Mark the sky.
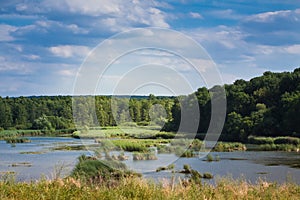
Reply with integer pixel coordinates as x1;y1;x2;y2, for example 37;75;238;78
1;0;300;97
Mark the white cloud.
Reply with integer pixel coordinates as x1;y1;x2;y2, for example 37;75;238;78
0;58;33;74
245;10;292;22
189;12;203;19
34;20;89;34
0;24;17;41
209;9;243;20
64;0;121;16
58;69;76;77
24;54;40;60
16;4;28;11
49;45;91;58
42;0;169;30
284;44;300;54
188;26;247;50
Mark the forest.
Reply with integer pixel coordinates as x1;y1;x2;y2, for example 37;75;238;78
0;68;299;142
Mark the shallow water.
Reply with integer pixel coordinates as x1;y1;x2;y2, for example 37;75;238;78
0;137;299;184
0;137;93;181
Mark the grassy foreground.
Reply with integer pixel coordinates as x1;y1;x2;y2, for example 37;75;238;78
0;177;299;200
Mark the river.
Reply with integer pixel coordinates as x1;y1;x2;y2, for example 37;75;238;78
0;137;299;184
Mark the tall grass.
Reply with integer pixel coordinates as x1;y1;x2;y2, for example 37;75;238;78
0;177;299;200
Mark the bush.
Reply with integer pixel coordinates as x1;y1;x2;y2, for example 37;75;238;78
178;150;194;158
190;169;203;184
206;154;213;162
154;132;175;139
203;172;213;179
213;142;246;152
157;145;175;154
183;164;191;173
247;136;274;145
258;144;277;151
274;137;300;145
156;164;175;172
113;140;147;152
132;152;157;160
72;131;81;138
71;155;138;183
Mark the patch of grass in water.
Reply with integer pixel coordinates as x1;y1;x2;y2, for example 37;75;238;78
257;172;268;175
19;151;45;154
291;164;300;168
0;171;15;175
265;163;280;166
132;152;157;160
4;137;31;144
156;164;175;172
53;145;86;151
71;155;141;184
228;157;248;161
11;162;32;167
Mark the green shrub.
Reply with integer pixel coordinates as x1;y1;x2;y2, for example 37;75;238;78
183;164;191;173
157;145;175;153
274;137;300;145
167;164;175;170
132;152;157;160
156;164;175;172
258;144;277;151
113;140;147;152
71;155;138;182
179;150;194;158
213;142;246;152
190;169;203;184
170;139;191;146
154;132;175;139
203;172;213;179
206;154;213;162
72;131;81;138
248;136;275;145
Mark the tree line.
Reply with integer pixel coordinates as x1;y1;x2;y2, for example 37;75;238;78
0;68;299;141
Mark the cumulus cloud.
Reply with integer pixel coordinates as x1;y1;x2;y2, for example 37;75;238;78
14;0;169;31
49;45;91;58
245;10;293;22
241;9;300;45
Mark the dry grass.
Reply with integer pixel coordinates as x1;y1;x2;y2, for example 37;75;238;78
0;177;299;200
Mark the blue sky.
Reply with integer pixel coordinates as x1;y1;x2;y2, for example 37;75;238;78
1;0;300;96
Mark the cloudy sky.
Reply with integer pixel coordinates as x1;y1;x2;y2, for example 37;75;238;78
1;0;300;96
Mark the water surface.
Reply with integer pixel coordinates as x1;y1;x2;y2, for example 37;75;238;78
0;137;299;184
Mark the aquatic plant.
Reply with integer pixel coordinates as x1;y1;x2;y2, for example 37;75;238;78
4;137;31;144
